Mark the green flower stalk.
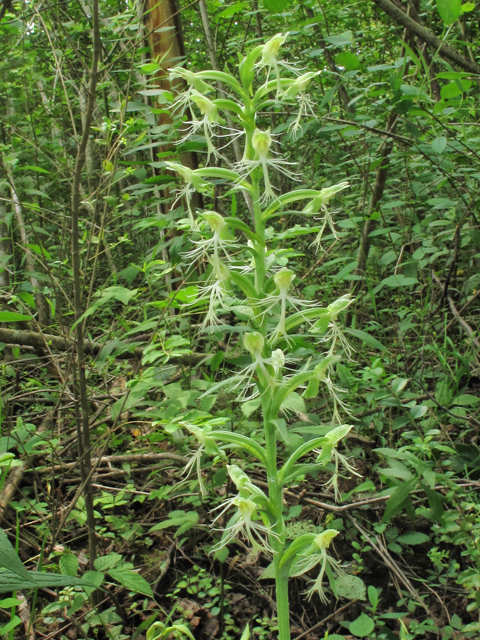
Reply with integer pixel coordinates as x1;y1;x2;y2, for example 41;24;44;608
162;35;357;640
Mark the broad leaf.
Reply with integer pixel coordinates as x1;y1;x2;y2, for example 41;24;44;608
0;312;31;322
108;569;153;597
436;0;461;24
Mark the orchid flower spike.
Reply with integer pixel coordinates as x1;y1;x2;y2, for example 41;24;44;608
211;496;278;555
235;128;298;202
290;529;346;603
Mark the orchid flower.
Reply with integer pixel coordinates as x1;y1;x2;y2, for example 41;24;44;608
257;268;315;345
290;529;346;603
314;425;361;502
300;182;349;251
182;211;237;265
184;90;224;162
310;294;355;360
168;67;214;112
256;33;299;97
165;162;213;227
235;128;298;202
195;258;232;331
283;71;321;138
179;421;222;496
303;354;354;424
211;496;277;554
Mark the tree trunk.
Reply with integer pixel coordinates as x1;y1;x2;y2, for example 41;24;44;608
0;181;10;288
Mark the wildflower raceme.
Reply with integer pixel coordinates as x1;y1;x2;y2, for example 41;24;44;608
159;33;363;640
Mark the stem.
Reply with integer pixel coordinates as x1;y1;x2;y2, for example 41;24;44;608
71;0;100;577
263;400;291;640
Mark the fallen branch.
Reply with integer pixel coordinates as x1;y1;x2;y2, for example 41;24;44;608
0;327;208;364
35;451;189;474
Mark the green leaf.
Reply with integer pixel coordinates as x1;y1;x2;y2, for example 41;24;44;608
140;62;161;74
453;394;480;406
0;598;23;607
349;613;375;637
460;1;475;12
436;0;461;23
335;51;360;71
270;418;290;443
325;31;353;46
410;405;428;419
397;532;430;545
108;569;153;597
59;553;79;577
94;553;123;572
0;569;94;593
345;328;388;352
263;0;291;12
210;350;224;373
431;136;447;154
0;311;31;322
280;391;306;415
0;615;22;635
149;511;199;536
241;398;261;418
0;528;31;580
381;275;418;288
368;585;379;609
383;478;417;522
335;574;366;600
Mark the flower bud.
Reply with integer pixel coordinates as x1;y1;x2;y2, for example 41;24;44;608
328;294;352;321
325;424;353;447
302;182;349;214
284;71;319;98
227;465;251;491
165;162;193;184
252;128;272;159
314;529;339;550
261;33;288;65
244;331;265;356
274;267;295;292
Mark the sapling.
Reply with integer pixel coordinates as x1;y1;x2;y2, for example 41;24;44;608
163;34;360;640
